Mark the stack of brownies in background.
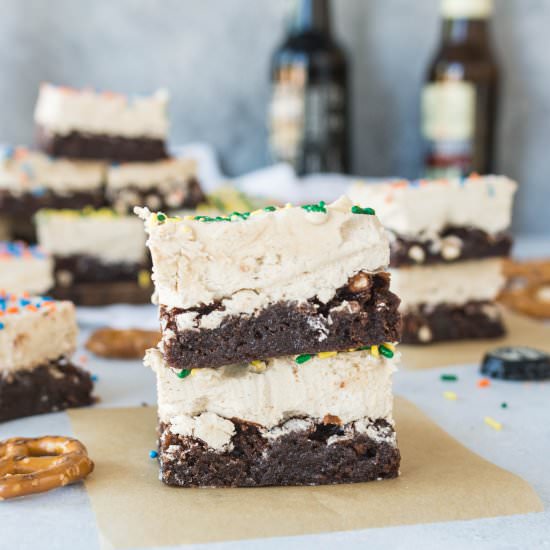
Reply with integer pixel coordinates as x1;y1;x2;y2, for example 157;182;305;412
0;83;205;303
349;175;517;344
139;196;403;487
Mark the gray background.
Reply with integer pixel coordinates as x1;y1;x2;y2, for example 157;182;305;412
0;0;548;233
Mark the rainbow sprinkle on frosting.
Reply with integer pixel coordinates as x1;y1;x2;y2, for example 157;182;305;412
0;294;57;328
0;241;48;261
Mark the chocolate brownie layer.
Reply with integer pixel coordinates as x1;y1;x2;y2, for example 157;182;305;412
390;226;512;267
36;126;168;162
0;359;94;423
0;189;105;216
401;301;506;345
159;418;400;487
108;177;205;215
53;255;147;285
52;280;152;306
161;272;402;369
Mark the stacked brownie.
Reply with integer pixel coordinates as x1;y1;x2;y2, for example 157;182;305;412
138;196;402;487
28;83;205;303
0;294;94;422
349;175;517;344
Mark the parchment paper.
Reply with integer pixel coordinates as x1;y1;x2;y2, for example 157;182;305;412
68;397;542;549
401;310;550;369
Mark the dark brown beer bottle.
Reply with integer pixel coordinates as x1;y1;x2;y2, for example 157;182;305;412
268;0;349;175
421;0;499;178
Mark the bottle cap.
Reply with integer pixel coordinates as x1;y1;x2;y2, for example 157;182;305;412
480;346;550;381
441;0;493;19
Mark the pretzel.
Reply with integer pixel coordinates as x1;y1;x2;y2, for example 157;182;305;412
0;436;94;500
86;328;160;359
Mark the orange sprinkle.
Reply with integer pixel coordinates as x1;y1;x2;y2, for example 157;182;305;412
6;307;19;314
469;172;481;179
22;292;30;299
477;378;491;388
25;305;38;312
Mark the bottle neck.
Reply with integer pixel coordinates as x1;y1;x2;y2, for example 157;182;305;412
441;18;491;50
291;0;331;35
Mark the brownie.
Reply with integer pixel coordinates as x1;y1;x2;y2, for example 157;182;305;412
401;300;506;345
0;358;94;423
159;418;400;487
36;126;168;162
108;177;206;215
390;226;512;267
160;272;402;369
0;189;105;216
52;280;152;306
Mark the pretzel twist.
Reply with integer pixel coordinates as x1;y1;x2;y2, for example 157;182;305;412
0;436;94;500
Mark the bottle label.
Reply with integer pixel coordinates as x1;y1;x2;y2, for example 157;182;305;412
269;80;346;174
441;0;493;19
421;81;476;178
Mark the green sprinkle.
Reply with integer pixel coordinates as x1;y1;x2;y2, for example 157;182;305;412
351;205;376;215
263;206;277;212
440;374;458;382
379;345;394;359
295;354;313;364
301;201;327;214
177;369;191;379
156;212;167;222
501;402;508;409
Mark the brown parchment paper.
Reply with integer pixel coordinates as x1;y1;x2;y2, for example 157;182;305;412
401;310;550;370
68;397;542;549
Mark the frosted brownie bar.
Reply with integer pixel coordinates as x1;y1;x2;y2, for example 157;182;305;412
349;175;517;344
34;83;169;162
146;346;400;487
137;196;401;369
0;294;94;422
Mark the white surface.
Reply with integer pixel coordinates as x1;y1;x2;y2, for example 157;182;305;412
1;240;550;549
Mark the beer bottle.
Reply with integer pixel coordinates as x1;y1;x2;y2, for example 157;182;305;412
421;0;499;178
269;0;349;175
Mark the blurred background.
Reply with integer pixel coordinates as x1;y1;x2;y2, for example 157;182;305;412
0;0;548;232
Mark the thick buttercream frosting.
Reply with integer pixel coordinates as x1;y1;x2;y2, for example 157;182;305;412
0;295;77;372
348;175;517;239
36;209;147;264
0;146;105;195
137;196;390;310
34;83;169;139
391;258;505;308
147;347;397;450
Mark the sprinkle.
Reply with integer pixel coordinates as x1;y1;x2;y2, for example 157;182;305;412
318;351;338;359
370;345;380;358
177;369;191;379
138;270;151;289
263;206;277;212
190;369;199;377
443;391;457;401
484;416;502;431
91;375;99;382
501;402;508;409
295;354;312;364
149;450;158;459
250;360;267;372
284;203;293;209
477;378;491;388
379;344;394;358
383;342;396;352
156;212;167;223
351;205;376;215
301;201;327;214
440;374;458;382
0;322;3;330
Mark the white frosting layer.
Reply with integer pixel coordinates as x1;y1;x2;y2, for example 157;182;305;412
391;258;505;309
138;196;390;310
147;347;397;451
36;210;147;264
348;175;517;239
0;243;53;295
34;83;169;139
0;147;105;195
0;298;77;372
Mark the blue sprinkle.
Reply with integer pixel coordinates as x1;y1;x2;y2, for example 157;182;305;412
149;450;158;459
0;323;4;330
19;299;30;307
91;374;99;382
31;187;46;197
